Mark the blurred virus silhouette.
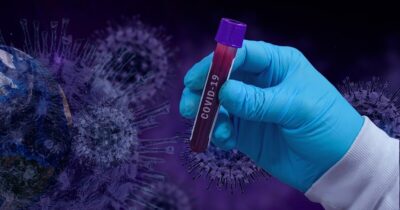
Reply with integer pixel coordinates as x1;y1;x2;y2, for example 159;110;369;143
5;18;176;114
140;181;193;210
94;17;174;109
0;46;71;209
340;77;400;138
34;152;175;210
8;18;176;131
0;18;177;209
17;19;97;113
71;104;175;168
181;124;269;193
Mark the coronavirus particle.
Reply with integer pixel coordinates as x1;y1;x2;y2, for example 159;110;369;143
72;106;138;167
181;124;269;193
17;19;98;113
5;18;177;120
34;103;177;209
94;17;174;109
71;103;175;167
16;18;169;114
339;77;400;138
43;104;176;209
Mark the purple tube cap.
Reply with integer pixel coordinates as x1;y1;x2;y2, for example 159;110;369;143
215;18;247;48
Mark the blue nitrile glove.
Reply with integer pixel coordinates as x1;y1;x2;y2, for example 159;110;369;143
179;40;365;192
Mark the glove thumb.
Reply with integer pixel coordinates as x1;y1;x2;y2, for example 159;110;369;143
219;80;281;123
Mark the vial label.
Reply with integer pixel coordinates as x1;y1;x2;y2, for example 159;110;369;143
190;43;237;152
200;74;219;120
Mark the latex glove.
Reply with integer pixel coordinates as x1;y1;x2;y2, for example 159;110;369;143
179;40;364;192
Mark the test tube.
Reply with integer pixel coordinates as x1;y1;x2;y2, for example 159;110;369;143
190;18;247;153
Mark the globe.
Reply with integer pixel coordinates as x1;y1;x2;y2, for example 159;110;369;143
0;45;71;209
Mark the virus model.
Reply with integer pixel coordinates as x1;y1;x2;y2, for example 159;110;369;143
181;123;269;193
17;19;98;112
94;17;174;109
339;77;400;138
16;19;168;113
71;106;138;167
9;18;177;116
71;103;174;167
34;103;177;209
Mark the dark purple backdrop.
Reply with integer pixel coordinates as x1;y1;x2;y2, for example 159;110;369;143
1;1;399;210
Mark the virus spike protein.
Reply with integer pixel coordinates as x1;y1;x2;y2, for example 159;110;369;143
339;77;400;138
181;121;270;193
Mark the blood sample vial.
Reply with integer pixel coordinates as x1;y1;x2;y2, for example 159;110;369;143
190;18;247;152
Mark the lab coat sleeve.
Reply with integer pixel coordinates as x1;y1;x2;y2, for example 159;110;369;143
305;117;400;210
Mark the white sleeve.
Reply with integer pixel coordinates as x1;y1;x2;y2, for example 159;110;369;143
305;117;399;210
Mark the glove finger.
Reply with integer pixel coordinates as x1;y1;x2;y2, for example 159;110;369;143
211;107;236;151
179;87;235;149
179;88;236;150
179;87;201;119
184;40;280;91
184;53;213;90
220;79;282;123
232;40;273;73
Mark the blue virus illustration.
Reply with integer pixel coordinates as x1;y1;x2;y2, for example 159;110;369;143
181;125;270;193
0;46;71;209
94;17;174;109
136;181;193;210
339;77;400;138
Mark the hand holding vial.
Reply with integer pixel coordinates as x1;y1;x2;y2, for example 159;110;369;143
180;39;365;192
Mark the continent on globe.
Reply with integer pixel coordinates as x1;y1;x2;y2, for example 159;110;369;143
0;45;71;209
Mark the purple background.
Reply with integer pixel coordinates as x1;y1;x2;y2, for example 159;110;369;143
1;1;399;209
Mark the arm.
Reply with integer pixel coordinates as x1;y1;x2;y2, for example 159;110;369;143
306;117;399;210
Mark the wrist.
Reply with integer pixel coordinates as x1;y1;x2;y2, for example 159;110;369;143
306;117;399;209
301;100;365;192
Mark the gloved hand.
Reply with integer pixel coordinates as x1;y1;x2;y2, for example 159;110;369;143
179;40;365;192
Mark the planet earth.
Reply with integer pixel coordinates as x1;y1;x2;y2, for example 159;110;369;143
0;45;71;209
